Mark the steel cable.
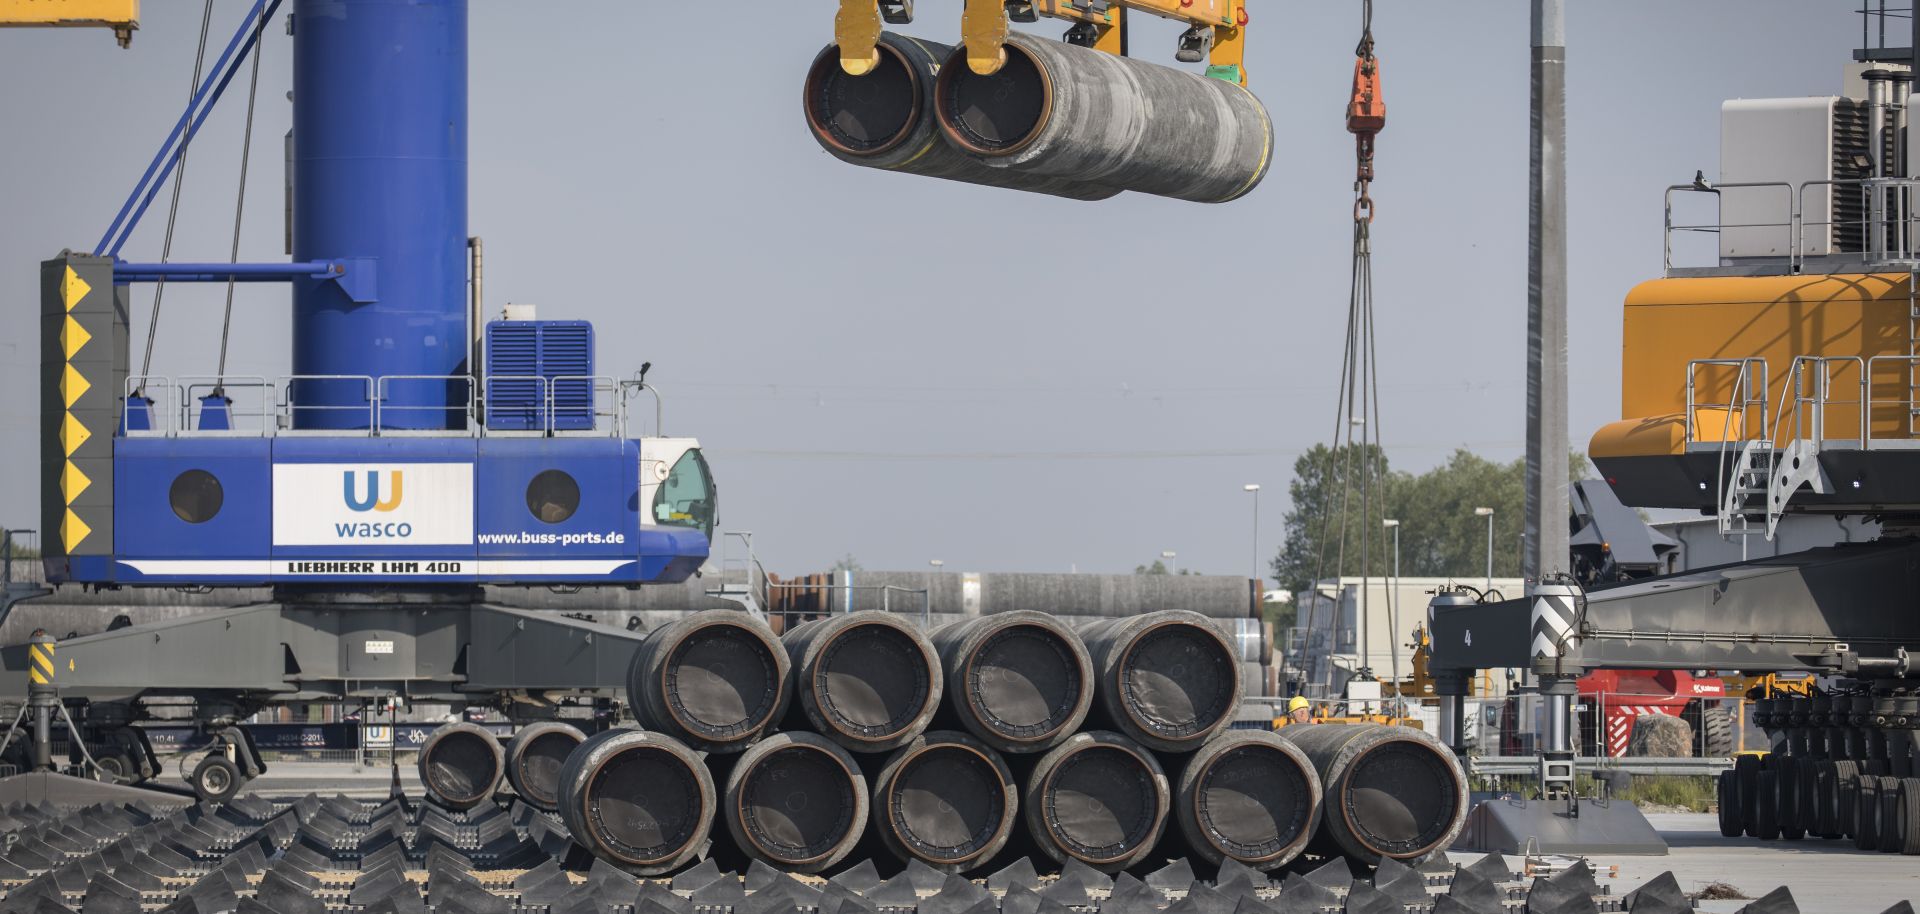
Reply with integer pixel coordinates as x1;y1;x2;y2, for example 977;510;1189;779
216;5;268;387
138;0;216;385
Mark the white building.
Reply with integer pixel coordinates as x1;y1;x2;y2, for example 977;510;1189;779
1289;576;1524;698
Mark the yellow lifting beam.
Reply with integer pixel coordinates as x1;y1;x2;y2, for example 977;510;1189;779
0;0;139;46
834;0;1249;85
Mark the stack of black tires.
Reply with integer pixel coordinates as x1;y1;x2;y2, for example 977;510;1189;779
1714;693;1920;854
414;609;1470;877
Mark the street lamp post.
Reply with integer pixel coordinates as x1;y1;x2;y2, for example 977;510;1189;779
1161;550;1177;575
1473;507;1495;592
1243;484;1261;585
1382;519;1401;701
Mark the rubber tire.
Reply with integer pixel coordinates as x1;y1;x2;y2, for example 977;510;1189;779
1702;706;1735;757
1813;761;1842;838
1855;775;1883;850
88;747;133;785
1879;777;1906;853
1897;777;1920;855
1834;760;1862;837
1716;770;1743;838
191;755;243;804
1777;757;1806;840
1751;770;1781;840
1734;754;1763;834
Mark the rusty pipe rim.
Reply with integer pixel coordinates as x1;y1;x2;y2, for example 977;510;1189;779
510;727;583;809
733;741;862;867
883;740;1013;866
420;725;502;806
1187;741;1316;864
656;618;785;744
804;39;925;158
808;618;936;744
933;39;1055;158
579;739;711;867
961;620;1089;746
1037;741;1167;866
1113;618;1238;744
1335;736;1463;861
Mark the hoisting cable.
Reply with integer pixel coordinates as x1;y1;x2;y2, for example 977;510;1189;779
1302;0;1389;706
216;5;269;391
138;0;217;390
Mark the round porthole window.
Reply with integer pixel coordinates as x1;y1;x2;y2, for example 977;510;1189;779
169;470;223;524
526;470;580;524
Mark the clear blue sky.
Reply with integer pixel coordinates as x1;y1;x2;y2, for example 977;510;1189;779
0;1;1862;576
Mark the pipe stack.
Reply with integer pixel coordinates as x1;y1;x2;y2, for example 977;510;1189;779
804;33;1271;204
429;609;1464;878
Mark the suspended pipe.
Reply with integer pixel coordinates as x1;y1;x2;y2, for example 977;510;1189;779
416;721;504;811
721;732;868;873
627;610;791;753
503;721;585;814
1081;610;1242;753
1172;729;1321;871
1275;723;1468;866
783;611;942;753
931;611;1093;754
1023;730;1169;873
934;32;1272;204
556;728;715;876
803;33;1119;201
869;730;1019;874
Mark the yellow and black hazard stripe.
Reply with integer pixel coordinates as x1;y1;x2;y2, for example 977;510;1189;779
41;254;123;561
27;641;54;686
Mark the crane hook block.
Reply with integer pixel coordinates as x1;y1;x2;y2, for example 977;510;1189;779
1346;56;1384;136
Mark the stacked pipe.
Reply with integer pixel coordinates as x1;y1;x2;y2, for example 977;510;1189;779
1715;688;1920;853
804;32;1271;203
417;608;1468;877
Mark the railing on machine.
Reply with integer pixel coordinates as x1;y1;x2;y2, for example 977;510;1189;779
122;373;651;439
1664;178;1920;275
1684;351;1920;535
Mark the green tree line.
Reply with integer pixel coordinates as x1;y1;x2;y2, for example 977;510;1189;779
1269;444;1589;596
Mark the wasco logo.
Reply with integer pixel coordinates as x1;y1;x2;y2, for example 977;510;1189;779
272;463;473;546
344;470;404;513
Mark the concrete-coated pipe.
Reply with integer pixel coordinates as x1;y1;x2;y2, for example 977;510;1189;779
1173;730;1321;871
803;33;1119;201
556;727;715;876
417;722;504;810
503;721;586;813
784;611;943;753
628;609;790;753
1081;610;1243;753
932;611;1093;754
722;732;868;873
935;33;1272;204
870;730;1019;874
1024;730;1169;873
1275;723;1468;866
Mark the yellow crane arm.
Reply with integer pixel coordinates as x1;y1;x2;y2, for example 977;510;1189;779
0;0;139;46
834;0;1249;86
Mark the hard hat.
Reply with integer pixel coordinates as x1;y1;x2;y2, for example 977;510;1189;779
1288;695;1310;713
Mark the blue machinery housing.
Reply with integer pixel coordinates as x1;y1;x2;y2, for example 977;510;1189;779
43;0;710;587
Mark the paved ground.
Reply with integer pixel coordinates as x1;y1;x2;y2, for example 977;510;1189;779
237;770;1918;912
1449;813;1920;914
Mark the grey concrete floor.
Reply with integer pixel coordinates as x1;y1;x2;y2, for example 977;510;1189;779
1450;813;1919;914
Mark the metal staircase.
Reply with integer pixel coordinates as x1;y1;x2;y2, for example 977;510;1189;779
1717;439;1773;537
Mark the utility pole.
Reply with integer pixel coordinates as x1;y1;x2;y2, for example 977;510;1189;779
1526;0;1569;586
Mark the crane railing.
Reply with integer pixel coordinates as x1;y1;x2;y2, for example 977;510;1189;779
1663;177;1920;274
